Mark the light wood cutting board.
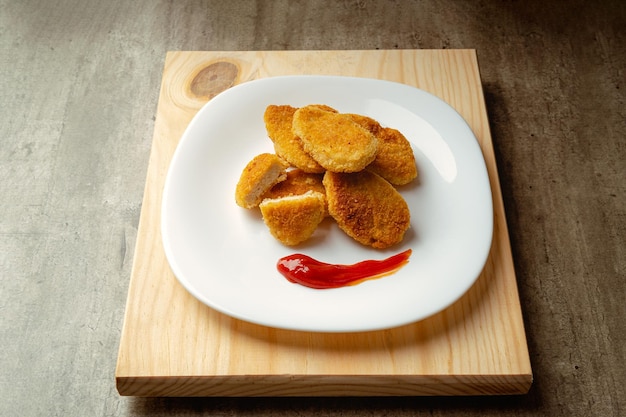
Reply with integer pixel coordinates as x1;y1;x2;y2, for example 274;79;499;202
115;50;532;396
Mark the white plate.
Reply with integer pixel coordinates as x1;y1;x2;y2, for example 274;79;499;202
162;75;493;333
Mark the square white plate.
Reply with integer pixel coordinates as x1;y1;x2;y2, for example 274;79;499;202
162;75;493;332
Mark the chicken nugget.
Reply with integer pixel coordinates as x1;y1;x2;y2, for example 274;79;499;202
349;114;418;185
264;169;328;215
366;127;417;185
235;153;289;209
323;170;410;249
263;105;325;173
259;191;326;246
348;113;383;136
293;106;378;173
309;104;338;113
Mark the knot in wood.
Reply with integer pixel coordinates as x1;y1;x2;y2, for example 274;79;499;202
190;61;238;99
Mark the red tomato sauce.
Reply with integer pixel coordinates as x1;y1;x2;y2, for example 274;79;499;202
277;249;412;289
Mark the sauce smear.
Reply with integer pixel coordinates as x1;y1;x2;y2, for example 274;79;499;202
277;249;412;289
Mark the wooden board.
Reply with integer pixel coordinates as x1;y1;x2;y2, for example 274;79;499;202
115;50;532;396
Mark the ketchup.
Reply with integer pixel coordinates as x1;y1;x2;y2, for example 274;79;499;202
277;249;412;289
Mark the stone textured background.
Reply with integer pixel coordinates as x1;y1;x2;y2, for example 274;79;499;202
1;1;624;416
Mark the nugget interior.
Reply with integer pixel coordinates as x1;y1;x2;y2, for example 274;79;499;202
263;169;328;215
235;153;288;209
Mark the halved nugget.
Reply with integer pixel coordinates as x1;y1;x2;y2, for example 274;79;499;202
235;153;289;209
263;105;325;173
323;170;410;249
263;169;328;215
293;106;378;173
259;191;326;246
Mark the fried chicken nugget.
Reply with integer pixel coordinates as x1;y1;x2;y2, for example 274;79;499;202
366;127;417;185
349;114;418;186
263;105;325;174
323;170;410;249
293;106;378;173
348;113;383;136
263;169;328;215
235;153;289;209
259;191;326;246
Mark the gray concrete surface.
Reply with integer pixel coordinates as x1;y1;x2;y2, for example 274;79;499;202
1;0;624;416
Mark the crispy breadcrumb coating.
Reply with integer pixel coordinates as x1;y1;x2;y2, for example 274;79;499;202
263;105;325;173
259;191;326;246
349;114;418;185
263;169;328;215
293;106;378;173
323;170;410;249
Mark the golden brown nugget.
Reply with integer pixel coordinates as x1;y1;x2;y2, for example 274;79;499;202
263;169;328;215
235;153;289;209
292;106;378;173
349;114;417;185
259;191;326;246
263;105;325;173
323;170;410;249
367;127;417;185
309;104;338;113
348;113;383;136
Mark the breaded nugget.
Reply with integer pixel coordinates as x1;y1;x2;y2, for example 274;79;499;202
349;114;417;185
309;104;338;113
292;106;378;173
259;191;326;246
235;153;289;209
263;169;328;215
323;170;410;249
263;105;325;173
366;127;417;185
348;113;383;136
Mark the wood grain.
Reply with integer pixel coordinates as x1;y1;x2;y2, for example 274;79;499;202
115;50;532;396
